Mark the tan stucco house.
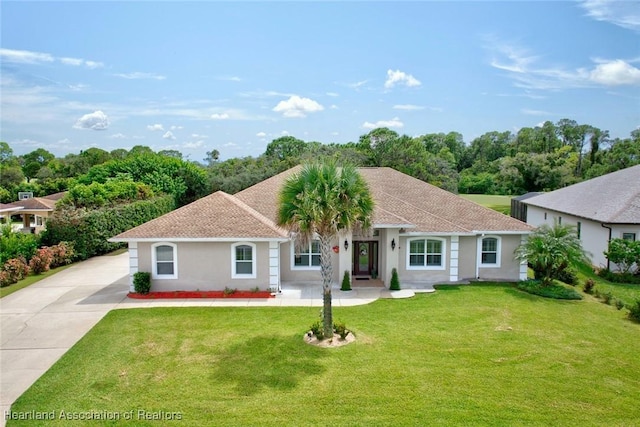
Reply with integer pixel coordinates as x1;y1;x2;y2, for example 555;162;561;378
1;192;66;233
110;167;533;293
518;164;640;270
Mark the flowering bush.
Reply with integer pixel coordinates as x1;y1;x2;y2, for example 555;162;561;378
50;242;74;268
29;247;54;274
2;257;29;286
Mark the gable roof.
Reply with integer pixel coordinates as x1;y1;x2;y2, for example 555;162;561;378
523;165;640;224
112;166;532;242
111;191;288;241
10;197;58;211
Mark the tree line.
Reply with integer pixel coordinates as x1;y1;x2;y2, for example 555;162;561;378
1;118;639;204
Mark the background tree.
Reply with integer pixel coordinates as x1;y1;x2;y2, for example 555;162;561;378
265;136;308;161
20;148;54;182
277;163;374;338
515;222;589;287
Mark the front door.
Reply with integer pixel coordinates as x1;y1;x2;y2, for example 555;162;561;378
353;241;378;276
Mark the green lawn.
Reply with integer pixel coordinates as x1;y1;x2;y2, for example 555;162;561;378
460;194;512;215
8;284;640;426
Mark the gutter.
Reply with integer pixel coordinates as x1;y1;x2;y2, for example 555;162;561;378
601;223;612;270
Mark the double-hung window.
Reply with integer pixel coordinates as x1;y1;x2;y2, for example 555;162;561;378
293;240;321;269
152;243;177;279
232;243;256;278
480;236;501;267
407;238;445;270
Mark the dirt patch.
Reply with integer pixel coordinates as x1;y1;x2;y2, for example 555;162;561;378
303;331;355;348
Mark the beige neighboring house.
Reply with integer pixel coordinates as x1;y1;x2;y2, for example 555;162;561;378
518;164;640;270
110;167;533;293
3;192;66;233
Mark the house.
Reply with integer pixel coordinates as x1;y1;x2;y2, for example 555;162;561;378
110;167;533;292
1;192;66;233
519;165;640;269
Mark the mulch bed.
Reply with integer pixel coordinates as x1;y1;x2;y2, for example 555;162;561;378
128;290;274;299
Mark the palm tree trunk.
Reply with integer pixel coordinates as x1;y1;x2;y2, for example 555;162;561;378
319;234;334;338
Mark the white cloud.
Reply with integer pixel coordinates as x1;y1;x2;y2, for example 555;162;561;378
211;113;230;120
183;140;204;149
170;125;184;130
73;110;110;130
272;95;324;118
60;57;83;66
362;117;404;129
347;80;369;89
147;124;164;131
330;104;338;109
85;61;104;69
114;72;166;80
281;130;290;136
109;133;127;139
384;69;421;89
218;76;242;82
162;131;176;140
331;131;339;136
256;131;267;137
521;109;551;116
224;142;238;147
57;138;71;145
393;104;425;111
580;0;640;32
590;59;640;85
326;92;339;97
0;48;54;64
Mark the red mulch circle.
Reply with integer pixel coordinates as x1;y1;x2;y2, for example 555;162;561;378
128;291;274;299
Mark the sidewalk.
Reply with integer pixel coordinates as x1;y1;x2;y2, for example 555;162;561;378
0;252;432;425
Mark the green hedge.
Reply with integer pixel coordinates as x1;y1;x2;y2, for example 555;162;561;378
41;195;174;260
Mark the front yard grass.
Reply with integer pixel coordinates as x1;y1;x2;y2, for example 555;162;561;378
9;283;640;426
574;263;640;306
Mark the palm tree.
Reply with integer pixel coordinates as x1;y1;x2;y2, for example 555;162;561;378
277;163;374;338
514;222;589;287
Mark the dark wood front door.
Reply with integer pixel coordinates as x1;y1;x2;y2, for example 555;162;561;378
353;241;378;276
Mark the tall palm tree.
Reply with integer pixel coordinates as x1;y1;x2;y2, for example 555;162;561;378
277;163;374;338
514;222;589;287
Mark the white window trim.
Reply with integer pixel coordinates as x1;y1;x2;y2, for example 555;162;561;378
291;240;321;270
232;242;257;279
151;242;178;279
406;237;447;271
478;235;501;268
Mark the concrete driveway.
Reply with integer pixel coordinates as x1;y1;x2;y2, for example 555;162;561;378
0;252;130;424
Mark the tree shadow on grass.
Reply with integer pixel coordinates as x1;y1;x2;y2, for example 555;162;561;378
211;334;327;396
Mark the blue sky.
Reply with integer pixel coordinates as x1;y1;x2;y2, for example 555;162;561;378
1;1;639;162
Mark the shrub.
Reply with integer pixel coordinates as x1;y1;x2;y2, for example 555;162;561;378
517;279;583;300
627;300;640;323
0;271;11;287
389;268;401;291
50;242;74;268
615;299;625;310
223;287;237;296
333;322;349;340
556;268;578;286
29;247;54;274
250;286;260;293
2;257;29;286
133;272;151;294
583;278;595;294
603;238;640;274
601;292;613;305
341;270;352;291
0;225;39;264
310;320;324;340
596;268;640;284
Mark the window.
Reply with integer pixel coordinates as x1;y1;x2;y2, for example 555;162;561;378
232;242;256;278
293;240;321;269
479;236;501;268
577;222;581;239
622;232;637;241
152;243;177;279
407;238;445;270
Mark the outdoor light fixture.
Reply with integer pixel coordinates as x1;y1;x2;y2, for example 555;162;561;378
344;239;349;250
391;238;396;251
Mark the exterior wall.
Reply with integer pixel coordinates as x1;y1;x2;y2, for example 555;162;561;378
138;241;272;291
398;235;451;284
525;205;633;268
475;234;522;281
280;239;340;284
458;236;477;280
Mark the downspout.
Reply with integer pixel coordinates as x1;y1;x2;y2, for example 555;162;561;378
601;223;612;270
475;234;482;279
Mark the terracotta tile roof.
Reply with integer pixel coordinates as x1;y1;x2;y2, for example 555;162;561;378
523;164;640;224
112;166;532;241
111;191;288;241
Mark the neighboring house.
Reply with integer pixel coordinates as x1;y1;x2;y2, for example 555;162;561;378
1;192;66;233
519;165;640;269
110;167;533;292
0;203;24;227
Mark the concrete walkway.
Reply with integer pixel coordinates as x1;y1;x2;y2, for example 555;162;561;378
0;252;433;424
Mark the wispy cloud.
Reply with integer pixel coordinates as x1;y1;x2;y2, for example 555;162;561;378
0;48;103;68
114;72;166;80
147;124;164;131
521;108;551;116
487;39;640;89
580;0;640;32
393;104;425;111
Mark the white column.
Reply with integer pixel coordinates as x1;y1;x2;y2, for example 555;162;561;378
519;235;529;280
449;235;459;282
338;231;353;285
269;241;280;292
384;229;400;287
128;242;138;292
